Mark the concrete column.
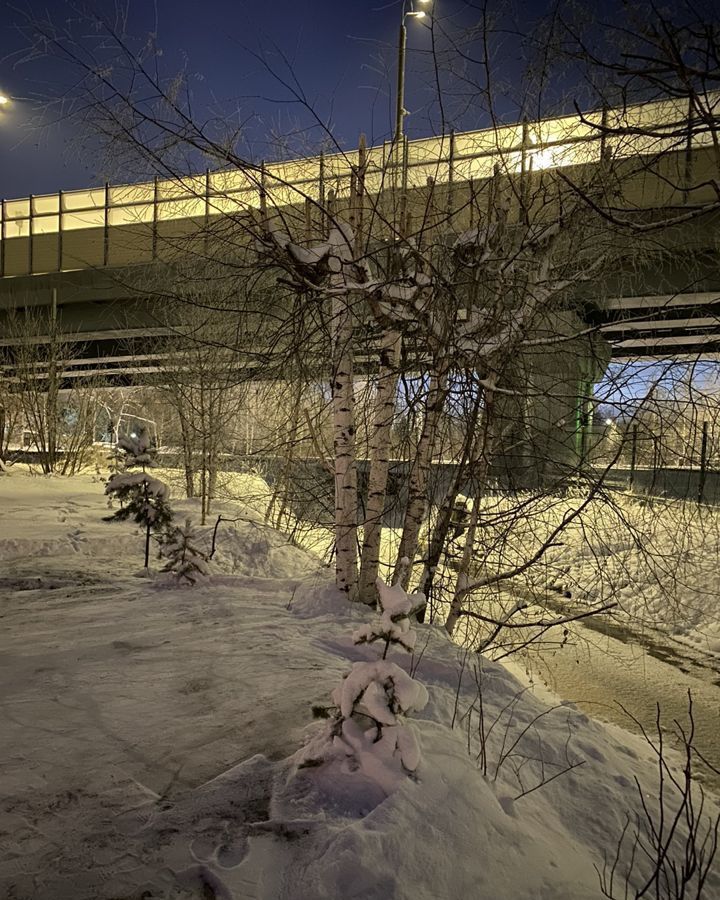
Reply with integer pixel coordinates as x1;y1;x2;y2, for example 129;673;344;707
493;310;611;490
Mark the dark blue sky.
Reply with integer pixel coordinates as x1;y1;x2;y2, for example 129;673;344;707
0;0;554;199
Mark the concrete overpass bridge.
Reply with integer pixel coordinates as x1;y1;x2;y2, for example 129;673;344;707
2;96;720;487
1;95;719;376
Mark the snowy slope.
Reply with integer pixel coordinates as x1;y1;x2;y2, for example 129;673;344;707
448;492;720;660
0;471;718;899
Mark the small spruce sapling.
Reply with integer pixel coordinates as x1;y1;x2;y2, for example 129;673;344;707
300;559;428;793
104;428;173;568
161;518;210;584
353;557;426;658
106;442;126;482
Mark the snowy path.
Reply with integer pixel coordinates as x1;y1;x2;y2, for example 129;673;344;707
0;554;343;898
508;616;720;793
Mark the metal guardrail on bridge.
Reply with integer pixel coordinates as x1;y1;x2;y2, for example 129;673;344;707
0;95;714;278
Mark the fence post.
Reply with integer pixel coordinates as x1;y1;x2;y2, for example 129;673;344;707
318;152;325;232
684;95;694;200
698;420;709;505
204;168;211;257
260;161;268;226
600;105;609;163
629;423;638;491
650;435;659;495
357;133;367;238
447;129;455;222
400;135;409;237
520;117;530;220
0;199;5;277
28;194;34;275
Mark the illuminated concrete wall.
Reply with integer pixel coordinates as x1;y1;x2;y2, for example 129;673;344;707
1;94;716;279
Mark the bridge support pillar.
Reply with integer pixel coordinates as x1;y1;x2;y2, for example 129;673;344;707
492;310;611;490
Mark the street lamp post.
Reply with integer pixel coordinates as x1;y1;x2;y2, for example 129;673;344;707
393;1;430;237
395;0;431;142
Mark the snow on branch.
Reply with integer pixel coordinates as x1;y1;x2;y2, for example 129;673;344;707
116;427;158;469
103;426;173;568
161;518;211;584
257;219;373;294
354;558;426;654
297;571;429;794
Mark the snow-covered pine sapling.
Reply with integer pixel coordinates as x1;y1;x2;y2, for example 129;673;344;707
119;427;157;466
161;518;210;584
300;563;428;793
106;443;127;481
104;428;173;568
353;557;427;658
104;474;173;568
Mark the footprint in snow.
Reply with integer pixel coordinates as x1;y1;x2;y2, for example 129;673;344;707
174;864;234;899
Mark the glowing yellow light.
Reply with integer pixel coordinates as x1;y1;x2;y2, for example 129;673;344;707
0;95;10;106
530;146;557;170
407;10;426;17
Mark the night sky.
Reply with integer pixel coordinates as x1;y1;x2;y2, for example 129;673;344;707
0;0;556;200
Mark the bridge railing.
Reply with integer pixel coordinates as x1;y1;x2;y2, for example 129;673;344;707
0;95;714;278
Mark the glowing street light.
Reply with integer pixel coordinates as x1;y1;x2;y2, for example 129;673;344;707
0;94;10;107
395;1;432;142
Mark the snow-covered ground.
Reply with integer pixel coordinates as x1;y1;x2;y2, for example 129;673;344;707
1;470;718;899
540;494;720;656
442;491;720;662
262;483;720;665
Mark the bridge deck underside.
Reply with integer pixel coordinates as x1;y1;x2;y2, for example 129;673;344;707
3;286;720;382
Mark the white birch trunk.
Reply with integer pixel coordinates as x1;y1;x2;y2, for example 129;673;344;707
332;291;359;600
393;368;449;588
358;330;401;604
